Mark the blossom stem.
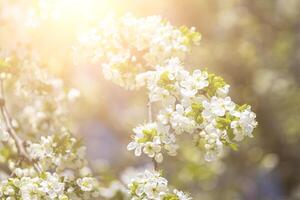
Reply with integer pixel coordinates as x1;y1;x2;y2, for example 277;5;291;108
148;101;159;171
152;158;159;170
147;101;152;123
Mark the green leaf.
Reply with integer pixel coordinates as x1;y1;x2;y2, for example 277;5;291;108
229;143;238;151
163;194;179;200
237;104;249;112
204;73;227;97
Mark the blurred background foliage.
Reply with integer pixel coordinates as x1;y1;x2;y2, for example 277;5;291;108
2;0;300;199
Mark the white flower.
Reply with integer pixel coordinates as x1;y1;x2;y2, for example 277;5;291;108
127;141;143;156
127;170;192;199
27;136;54;160
199;127;224;162
27;143;46;159
76;177;96;192
217;84;230;97
202;97;226;120
181;69;208;97
231;107;257;141
174;189;192;200
143;141;161;158
128;123;178;161
40;173;65;198
170;104;196;134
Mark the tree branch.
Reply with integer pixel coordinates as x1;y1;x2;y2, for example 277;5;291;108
0;80;41;174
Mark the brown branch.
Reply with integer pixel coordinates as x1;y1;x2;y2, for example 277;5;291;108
0;80;41;174
152;158;159;171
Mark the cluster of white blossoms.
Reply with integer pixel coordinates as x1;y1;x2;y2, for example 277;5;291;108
127;170;191;200
131;58;257;162
13;64;80;136
74;14;201;89
0;172;99;199
0;56;100;199
73;14;258;200
127;122;178;163
0;1;258;198
99;166;192;200
25;133;89;173
74;13;256;163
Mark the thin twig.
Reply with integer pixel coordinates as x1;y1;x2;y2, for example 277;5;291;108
9;159;21;177
147;101;159;171
152;158;158;171
147;101;152;123
0;79;5;100
0;80;41;174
